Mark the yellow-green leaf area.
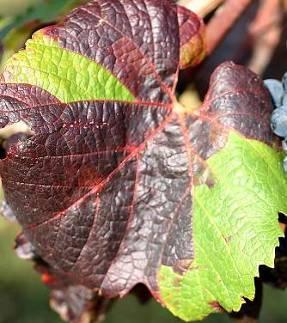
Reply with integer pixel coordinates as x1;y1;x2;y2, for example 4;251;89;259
1;31;135;103
159;132;287;321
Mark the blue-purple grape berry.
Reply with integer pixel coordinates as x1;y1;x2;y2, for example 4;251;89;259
271;105;287;137
264;79;284;108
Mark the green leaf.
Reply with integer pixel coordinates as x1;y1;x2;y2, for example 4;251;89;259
3;33;134;102
159;132;286;320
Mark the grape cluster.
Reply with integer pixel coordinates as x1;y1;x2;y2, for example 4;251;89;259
265;77;287;172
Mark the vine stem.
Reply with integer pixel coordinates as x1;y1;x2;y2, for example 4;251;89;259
248;0;282;74
205;0;254;53
177;0;224;17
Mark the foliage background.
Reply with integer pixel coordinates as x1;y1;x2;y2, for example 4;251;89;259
1;0;287;322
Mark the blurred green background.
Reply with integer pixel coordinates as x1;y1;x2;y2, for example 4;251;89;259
1;0;287;322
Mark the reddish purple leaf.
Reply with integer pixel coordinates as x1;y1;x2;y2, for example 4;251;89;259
0;0;283;321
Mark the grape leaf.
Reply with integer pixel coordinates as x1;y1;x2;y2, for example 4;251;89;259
0;0;286;321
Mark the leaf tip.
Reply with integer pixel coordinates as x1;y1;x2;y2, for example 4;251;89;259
178;6;206;70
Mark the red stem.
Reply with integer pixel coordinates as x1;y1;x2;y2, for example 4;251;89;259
206;0;253;54
178;0;224;17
